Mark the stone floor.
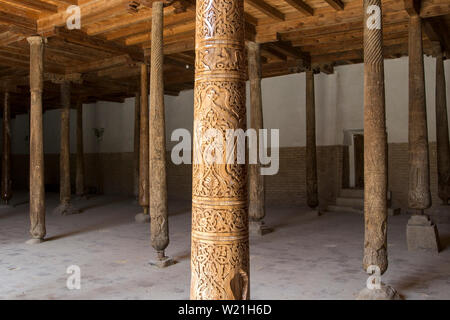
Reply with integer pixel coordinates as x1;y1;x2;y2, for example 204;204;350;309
1;193;450;300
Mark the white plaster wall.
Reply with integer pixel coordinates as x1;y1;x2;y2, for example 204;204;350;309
7;56;450;154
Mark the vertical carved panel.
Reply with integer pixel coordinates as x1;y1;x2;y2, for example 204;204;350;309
363;0;388;274
191;0;249;300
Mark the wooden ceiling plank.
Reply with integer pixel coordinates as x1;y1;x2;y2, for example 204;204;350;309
246;0;285;21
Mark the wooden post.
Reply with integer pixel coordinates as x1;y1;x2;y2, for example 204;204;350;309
305;70;319;212
76;99;85;198
149;1;173;268
27;36;46;244
136;63;150;223
1;91;12;205
434;43;450;205
133;90;141;202
191;0;249;300
405;3;440;253
53;82;79;216
357;1;400;299
247;41;271;236
408;15;432;212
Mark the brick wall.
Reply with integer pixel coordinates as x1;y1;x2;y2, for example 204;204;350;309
10;143;443;211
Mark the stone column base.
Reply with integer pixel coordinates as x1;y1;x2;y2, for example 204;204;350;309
52;203;81;216
26;238;44;245
407;215;441;252
356;283;401;300
135;213;150;223
428;205;450;224
250;220;273;236
149;256;175;268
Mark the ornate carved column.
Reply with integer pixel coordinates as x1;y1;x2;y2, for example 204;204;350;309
406;7;440;252
191;0;249;300
133;90;141;202
2;91;12;205
27;36;46;244
53;82;79;216
434;43;450;205
247;41;270;236
76;99;85;198
149;1;173;268
305;70;319;213
135;63;150;223
357;1;400;299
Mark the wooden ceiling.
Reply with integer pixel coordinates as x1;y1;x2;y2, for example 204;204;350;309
0;0;449;115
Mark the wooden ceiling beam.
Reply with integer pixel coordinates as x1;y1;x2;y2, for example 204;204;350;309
323;0;345;11
283;0;314;16
246;0;285;21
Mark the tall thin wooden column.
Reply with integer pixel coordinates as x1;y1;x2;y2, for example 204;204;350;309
136;63;150;223
133;90;141;202
434;43;450;205
357;1;399;299
149;1;173;268
76;99;85;198
27;36;46;244
305;70;319;213
405;4;440;252
191;0;249;300
53;82;79;216
2;91;12;205
247;42;271;235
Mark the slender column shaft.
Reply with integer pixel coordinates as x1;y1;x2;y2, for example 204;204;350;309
408;15;432;212
247;42;265;222
76;100;85;197
139;63;149;213
434;45;450;205
2;91;12;204
133;90;141;200
191;0;249;300
150;1;169;257
362;0;388;274
59;82;71;205
27;36;46;241
305;71;319;209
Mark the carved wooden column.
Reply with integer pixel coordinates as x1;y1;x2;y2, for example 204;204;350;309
149;1;173;268
133;90;141;202
27;36;46;244
191;0;249;300
247;41;270;236
357;1;400;299
406;6;440;252
76;99;85;198
305;70;319;213
1;91;12;205
358;0;395;300
135;63;150;223
434;43;450;205
53;82;79;216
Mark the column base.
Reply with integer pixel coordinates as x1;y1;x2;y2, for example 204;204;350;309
52;203;81;216
407;215;441;253
149;255;175;268
135;213;150;224
307;208;323;217
250;220;273;236
74;194;89;201
356;283;402;300
428;205;450;224
26;238;44;245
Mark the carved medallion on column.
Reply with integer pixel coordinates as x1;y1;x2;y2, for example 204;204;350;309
191;0;249;300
